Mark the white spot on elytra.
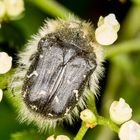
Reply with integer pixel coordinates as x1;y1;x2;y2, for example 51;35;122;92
73;89;78;94
22;91;27;98
73;90;79;101
67;79;71;84
48;113;53;117
47;70;51;74
83;75;86;78
27;71;38;78
39;90;46;95
54;96;59;103
64;107;71;116
40;55;43;58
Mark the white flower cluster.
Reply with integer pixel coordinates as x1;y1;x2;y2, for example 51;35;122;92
0;0;24;22
0;52;12;102
95;13;120;45
47;135;70;140
109;98;140;140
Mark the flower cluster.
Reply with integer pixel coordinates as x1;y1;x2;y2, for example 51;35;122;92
95;13;120;45
109;98;140;140
0;52;12;102
0;0;24;23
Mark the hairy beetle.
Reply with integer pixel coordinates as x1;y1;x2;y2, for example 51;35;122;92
10;16;103;130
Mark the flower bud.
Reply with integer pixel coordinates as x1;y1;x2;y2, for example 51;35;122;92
46;135;70;140
46;135;55;140
109;98;132;125
95;25;118;45
4;0;24;18
56;135;70;140
0;1;6;21
104;13;120;32
0;89;3;102
0;52;12;74
119;120;140;140
95;13;120;45
80;109;97;128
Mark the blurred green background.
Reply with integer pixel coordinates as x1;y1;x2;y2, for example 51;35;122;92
0;0;140;140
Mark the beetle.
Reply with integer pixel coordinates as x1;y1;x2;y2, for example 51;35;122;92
10;16;103;130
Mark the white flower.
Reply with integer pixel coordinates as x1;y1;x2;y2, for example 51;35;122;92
4;0;24;18
0;1;6;21
95;13;120;45
0;89;3;102
46;135;55;140
104;13;120;32
0;0;24;23
109;98;132;125
80;109;97;128
119;120;140;140
0;52;12;74
46;135;70;140
95;25;118;45
56;135;70;140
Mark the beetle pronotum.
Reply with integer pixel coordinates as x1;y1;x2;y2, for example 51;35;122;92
10;16;104;131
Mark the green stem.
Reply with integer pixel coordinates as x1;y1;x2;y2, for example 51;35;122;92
74;115;119;140
74;122;88;140
27;0;72;19
97;116;119;133
86;89;98;115
104;39;140;59
74;89;97;140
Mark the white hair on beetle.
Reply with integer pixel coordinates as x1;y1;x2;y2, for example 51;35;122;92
9;15;104;131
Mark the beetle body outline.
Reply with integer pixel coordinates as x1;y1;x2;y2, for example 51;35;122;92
10;16;104;131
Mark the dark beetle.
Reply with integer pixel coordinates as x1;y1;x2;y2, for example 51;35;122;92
10;17;103;129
